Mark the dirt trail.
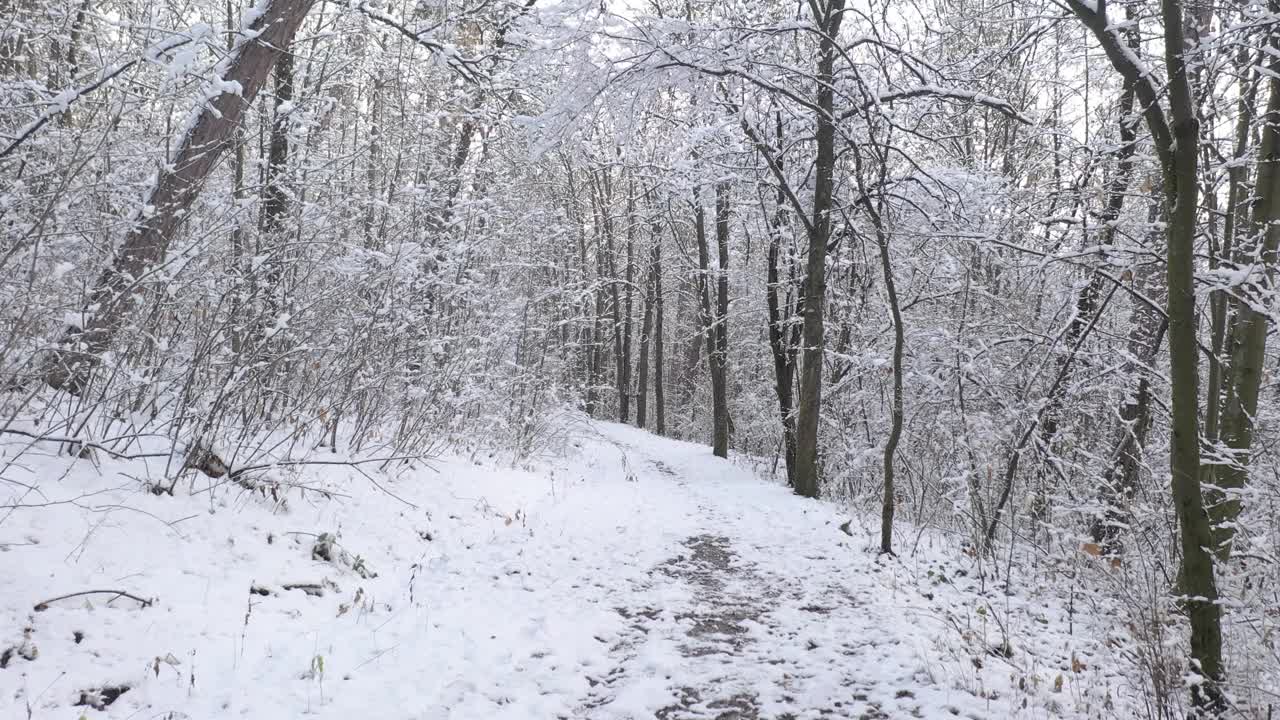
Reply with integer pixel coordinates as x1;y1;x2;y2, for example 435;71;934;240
568;448;982;720
653;534;770;719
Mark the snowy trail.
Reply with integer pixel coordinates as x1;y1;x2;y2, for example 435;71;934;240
2;420;1101;719
568;427;997;720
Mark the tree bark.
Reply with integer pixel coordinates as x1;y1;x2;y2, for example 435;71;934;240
1039;55;1138;457
621;185;636;422
363;69;385;248
1203;43;1258;463
0;0;28;78
58;0;93;128
1092;219;1166;553
855;154;903;556
594;170;629;423
766;208;799;486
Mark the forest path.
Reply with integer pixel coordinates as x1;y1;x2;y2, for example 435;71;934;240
567;424;992;720
3;419;1074;719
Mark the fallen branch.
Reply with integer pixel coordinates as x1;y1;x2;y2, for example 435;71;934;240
0;428;171;461
2;426;425;507
34;589;153;611
230;455;426;508
228;454;428;477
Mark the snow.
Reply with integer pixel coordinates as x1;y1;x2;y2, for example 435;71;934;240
2;421;1128;718
264;312;291;338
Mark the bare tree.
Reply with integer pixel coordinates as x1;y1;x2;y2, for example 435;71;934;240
792;0;845;497
41;0;318;393
1068;0;1225;712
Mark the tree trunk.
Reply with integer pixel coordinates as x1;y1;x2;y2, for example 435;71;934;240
621;185;636;422
859;171;903;556
364;70;385;248
764;112;800;486
259;47;295;326
0;0;24;77
1213;35;1280;559
58;0;92;128
710;182;731;457
1038;64;1138;457
1092;220;1166;553
766;197;799;486
636;231;658;429
791;0;846;498
677;271;704;425
42;0;317;393
1159;0;1225;710
595;170;629;423
563;160;597;416
1068;1;1225;709
1203;43;1258;465
693;187;727;457
653;239;667;436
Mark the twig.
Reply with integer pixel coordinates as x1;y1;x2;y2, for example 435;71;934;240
0;34;197;160
348;1;487;84
34;589;153;611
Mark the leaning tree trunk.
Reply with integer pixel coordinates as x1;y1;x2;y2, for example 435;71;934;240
42;0;317;393
1038;69;1138;458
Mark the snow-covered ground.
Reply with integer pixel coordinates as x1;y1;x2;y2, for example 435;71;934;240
2;420;1132;718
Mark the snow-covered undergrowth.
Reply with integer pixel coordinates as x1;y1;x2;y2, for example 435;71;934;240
3;420;1146;718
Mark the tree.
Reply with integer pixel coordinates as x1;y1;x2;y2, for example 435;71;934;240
41;0;318;393
850;140;904;556
1213;24;1280;559
1068;0;1225;712
692;183;730;457
762;109;802;487
790;0;846;498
